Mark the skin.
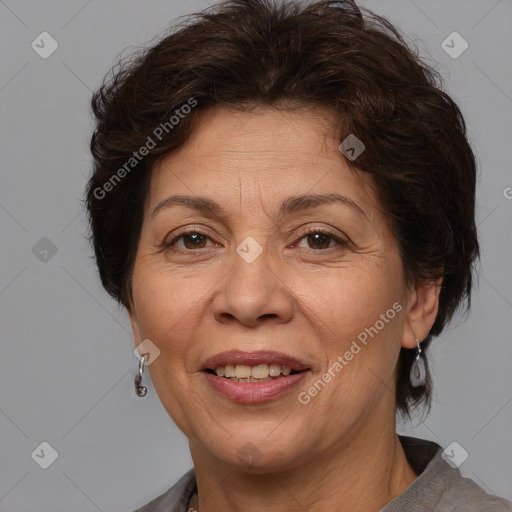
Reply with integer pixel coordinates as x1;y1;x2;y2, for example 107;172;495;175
128;106;441;512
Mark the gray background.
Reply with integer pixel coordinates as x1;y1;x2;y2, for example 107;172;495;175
0;0;511;510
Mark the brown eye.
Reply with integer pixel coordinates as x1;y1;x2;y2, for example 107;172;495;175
182;232;208;249
166;231;212;250
295;229;347;251
306;232;332;250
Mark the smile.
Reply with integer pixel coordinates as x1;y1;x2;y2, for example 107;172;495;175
200;350;311;402
209;363;299;381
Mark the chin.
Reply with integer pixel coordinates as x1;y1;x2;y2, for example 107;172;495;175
202;433;307;473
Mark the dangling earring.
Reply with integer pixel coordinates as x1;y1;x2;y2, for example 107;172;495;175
134;355;147;397
410;337;426;387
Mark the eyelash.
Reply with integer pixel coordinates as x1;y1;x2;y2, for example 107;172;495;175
162;227;348;253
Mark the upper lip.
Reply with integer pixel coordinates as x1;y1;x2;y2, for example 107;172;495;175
201;350;311;371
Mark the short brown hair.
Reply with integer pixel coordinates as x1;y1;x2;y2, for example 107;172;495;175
86;0;479;417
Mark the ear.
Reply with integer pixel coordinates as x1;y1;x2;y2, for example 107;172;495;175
401;277;442;348
128;304;144;346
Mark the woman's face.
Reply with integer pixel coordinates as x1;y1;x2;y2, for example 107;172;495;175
129;107;421;470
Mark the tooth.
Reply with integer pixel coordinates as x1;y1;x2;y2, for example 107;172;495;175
269;364;281;377
224;365;236;377
215;363;296;379
251;364;269;379
235;365;252;378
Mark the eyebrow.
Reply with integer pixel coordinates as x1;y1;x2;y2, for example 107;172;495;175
151;193;367;220
151;195;224;218
280;193;367;220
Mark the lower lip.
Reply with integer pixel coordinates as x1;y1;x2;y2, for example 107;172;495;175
203;371;310;403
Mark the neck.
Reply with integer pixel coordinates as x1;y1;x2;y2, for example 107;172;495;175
188;419;417;512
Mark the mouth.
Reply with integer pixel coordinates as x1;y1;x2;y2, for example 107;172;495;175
200;350;311;402
203;364;303;382
200;349;310;381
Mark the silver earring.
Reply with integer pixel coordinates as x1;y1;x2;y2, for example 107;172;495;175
134;355;147;397
410;337;426;387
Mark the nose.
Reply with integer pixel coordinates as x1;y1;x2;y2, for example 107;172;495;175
211;244;294;328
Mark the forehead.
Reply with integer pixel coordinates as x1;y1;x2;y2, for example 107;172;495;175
147;107;379;216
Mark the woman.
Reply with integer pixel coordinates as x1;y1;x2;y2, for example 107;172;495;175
85;0;512;510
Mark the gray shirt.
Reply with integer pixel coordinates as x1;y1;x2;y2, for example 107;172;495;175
132;435;512;512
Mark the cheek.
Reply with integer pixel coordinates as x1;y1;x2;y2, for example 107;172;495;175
298;259;403;341
130;264;215;432
131;264;210;365
296;258;405;388
294;274;404;424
